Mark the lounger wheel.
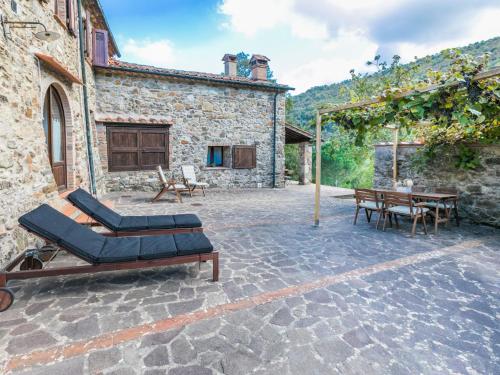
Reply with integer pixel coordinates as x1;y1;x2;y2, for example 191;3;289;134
20;253;43;271
0;288;14;312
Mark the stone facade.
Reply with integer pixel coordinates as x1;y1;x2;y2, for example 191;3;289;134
374;143;500;227
94;72;286;190
0;0;105;266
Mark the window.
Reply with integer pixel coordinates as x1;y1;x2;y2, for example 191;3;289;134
107;126;169;172
66;0;76;34
233;145;256;169
207;146;223;167
206;146;231;168
53;0;76;35
92;29;109;66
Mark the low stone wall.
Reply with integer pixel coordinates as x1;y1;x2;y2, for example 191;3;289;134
374;143;500;227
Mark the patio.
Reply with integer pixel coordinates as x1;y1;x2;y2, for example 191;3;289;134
1;186;498;374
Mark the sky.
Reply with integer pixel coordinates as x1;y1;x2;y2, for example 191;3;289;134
100;0;500;94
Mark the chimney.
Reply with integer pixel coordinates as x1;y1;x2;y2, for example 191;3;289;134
222;54;237;77
250;54;270;81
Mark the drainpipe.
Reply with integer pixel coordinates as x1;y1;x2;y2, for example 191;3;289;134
272;92;278;188
76;0;97;195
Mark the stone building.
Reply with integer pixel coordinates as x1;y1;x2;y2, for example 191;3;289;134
93;57;292;191
0;1;297;266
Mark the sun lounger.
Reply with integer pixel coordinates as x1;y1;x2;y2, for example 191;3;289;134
0;204;218;312
67;188;202;236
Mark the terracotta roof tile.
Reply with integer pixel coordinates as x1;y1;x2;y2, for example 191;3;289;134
99;59;293;91
95;115;173;125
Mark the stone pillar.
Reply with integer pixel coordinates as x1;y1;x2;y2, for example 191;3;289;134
299;142;312;185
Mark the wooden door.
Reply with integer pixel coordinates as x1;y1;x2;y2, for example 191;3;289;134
43;86;67;190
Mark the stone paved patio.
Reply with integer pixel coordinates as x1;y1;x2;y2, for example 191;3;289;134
1;186;499;374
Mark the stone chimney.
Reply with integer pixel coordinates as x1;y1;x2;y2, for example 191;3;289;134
222;54;237;77
250;54;270;81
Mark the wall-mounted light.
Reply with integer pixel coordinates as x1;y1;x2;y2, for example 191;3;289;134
1;14;60;42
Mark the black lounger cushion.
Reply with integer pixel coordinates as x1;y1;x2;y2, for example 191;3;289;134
68;188;202;231
119;216;149;231
174;233;213;256
120;215;177;231
139;236;177;260
100;237;140;263
67;188;122;231
146;215;176;230
19;204;105;264
173;214;202;228
19;205;213;265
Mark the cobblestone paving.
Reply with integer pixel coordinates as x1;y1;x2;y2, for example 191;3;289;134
1;186;499;374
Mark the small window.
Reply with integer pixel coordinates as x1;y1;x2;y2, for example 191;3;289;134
207;146;223;167
206;146;231;168
54;0;66;23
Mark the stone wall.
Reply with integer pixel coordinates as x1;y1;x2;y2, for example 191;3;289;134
298;142;312;185
0;1;102;266
374;143;500;227
94;72;286;190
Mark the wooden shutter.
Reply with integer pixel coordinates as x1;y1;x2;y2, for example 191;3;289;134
233;145;256;169
107;126;169;172
67;0;76;35
140;129;169;170
107;127;140;171
85;17;92;58
93;29;109;67
55;0;67;22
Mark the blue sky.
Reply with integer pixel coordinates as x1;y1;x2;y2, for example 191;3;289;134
101;0;500;93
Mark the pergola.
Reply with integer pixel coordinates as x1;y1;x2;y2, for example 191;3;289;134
312;67;500;226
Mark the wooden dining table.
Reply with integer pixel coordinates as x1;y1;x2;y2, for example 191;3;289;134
372;188;459;234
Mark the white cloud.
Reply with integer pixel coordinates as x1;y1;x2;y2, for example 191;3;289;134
218;0;328;39
283;31;378;92
122;38;175;67
217;0;500;94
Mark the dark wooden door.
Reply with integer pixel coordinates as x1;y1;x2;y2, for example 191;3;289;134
43;86;67;190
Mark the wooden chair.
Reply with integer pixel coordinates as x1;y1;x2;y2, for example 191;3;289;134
354;189;384;229
425;187;460;228
152;166;188;203
382;191;429;237
181;165;209;197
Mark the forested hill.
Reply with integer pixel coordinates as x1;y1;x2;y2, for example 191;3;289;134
287;37;500;127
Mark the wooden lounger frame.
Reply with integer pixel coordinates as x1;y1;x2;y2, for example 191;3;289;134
102;227;204;237
0;226;219;311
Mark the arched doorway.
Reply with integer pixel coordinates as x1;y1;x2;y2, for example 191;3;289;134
42;85;67;190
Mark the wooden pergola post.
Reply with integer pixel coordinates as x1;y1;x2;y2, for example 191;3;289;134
314;111;322;226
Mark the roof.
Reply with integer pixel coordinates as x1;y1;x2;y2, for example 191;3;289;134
87;0;121;57
285;123;314;144
95;59;294;91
